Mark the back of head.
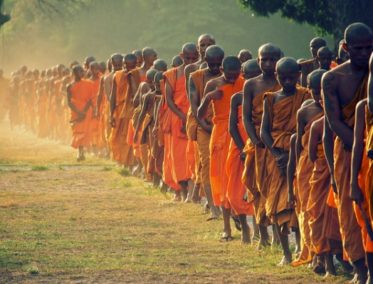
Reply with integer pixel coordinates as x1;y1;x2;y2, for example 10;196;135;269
142;47;157;59
242;59;261;76
171;55;183;67
238;49;253;63
344;22;373;45
205;45;225;60
146;68;158;82
276;57;300;73
222;56;241;71
153;59;168;72
307;69;327;87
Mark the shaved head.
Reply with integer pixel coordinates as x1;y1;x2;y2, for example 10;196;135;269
242;59;261;79
153;59;168;72
171;55;183;67
84;56;95;68
142;47;157;59
310;37;327;58
146;68;158;82
276;57;300;73
182;42;198;54
181;43;198;65
198;34;215;44
222;56;241;71
124;53;137;62
307;69;327;88
345;22;373;44
317;46;333;58
205;45;224;60
238;49;253;63
197;34;216;59
258;43;282;59
133;50;142;57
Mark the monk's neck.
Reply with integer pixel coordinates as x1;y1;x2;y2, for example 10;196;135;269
262;72;276;81
350;61;369;74
281;86;297;96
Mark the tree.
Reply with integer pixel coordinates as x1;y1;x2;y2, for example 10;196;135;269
0;0;10;28
239;0;373;47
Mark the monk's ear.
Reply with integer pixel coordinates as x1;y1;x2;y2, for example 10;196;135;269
220;66;224;73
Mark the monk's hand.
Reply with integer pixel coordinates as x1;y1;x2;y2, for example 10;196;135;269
288;191;296;208
200;120;212;133
350;182;364;204
110;117;115;128
208;88;223;100
239;152;246;161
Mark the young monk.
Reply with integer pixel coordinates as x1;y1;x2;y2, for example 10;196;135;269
184;34;216;203
322;22;373;283
134;71;163;187
242;43;282;248
88;61;102;153
109;54;135;166
188;45;224;218
164;43;198;201
197;56;244;241
316;47;333;71
226;59;261;243
127;47;157;175
299;37;327;86
133;50;143;68
350;53;373;283
67;65;94;161
83;56;96;78
261;57;310;265
289;70;325;268
237;49;252;64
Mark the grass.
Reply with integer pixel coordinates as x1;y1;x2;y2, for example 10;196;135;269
31;165;49;171
0;121;350;283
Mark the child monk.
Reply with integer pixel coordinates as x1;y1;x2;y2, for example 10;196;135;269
188;45;224;217
289;70;324;268
164;43;198;201
237;49;252;64
67;65;94;161
316;47;333;71
171;55;183;68
242;43;282;248
261;57;310;265
197;56;244;241
226;59;261;243
322;22;372;283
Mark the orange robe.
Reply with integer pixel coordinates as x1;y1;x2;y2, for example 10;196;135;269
308;140;342;255
227;105;254;215
89;76;101;146
164;68;191;185
354;108;373;253
333;76;367;262
69;80;94;149
245;84;280;225
264;87;310;226
190;69;213;191
210;77;244;208
159;76;181;190
294;113;323;265
109;70;134;166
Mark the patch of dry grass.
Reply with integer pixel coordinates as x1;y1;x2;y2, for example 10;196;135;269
0;121;350;283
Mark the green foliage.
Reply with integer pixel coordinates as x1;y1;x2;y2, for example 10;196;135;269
240;0;373;43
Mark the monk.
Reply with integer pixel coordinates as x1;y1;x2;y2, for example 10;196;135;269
299;37;327;86
290;70;325;268
198;56;244;241
88;62;102;152
350;54;373;283
316;47;333;71
242;43;282;248
188;45;224;217
322;22;373;283
109;53;135;166
171;55;183;68
0;69;10;121
227;59;261;243
237;49;253;64
133;50;143;68
153;59;168;73
164;43;198;201
336;39;350;65
67;65;94;161
83;56;96;78
261;57;310;265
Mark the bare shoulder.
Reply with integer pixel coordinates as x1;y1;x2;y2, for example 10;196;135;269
185;63;198;76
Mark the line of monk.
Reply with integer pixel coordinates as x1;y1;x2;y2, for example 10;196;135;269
3;22;373;283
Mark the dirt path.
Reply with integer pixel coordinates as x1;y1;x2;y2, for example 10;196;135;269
0;121;347;283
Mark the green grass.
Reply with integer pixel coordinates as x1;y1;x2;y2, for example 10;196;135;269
31;165;49;171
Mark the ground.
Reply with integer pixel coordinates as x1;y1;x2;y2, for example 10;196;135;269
0;120;351;283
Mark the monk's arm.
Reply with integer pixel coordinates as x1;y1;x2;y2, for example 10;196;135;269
96;77;105;115
229;93;245;151
110;80;117;125
132;82;142;108
287;134;297;204
66;84;82;115
323;117;336;192
368;54;373;113
165;79;186;122
184;64;196;101
260;98;281;157
295;109;306;162
134;93;151;141
197;82;221;120
189;76;211;132
322;72;353;150
308;120;321;163
350;100;367;202
242;80;261;145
